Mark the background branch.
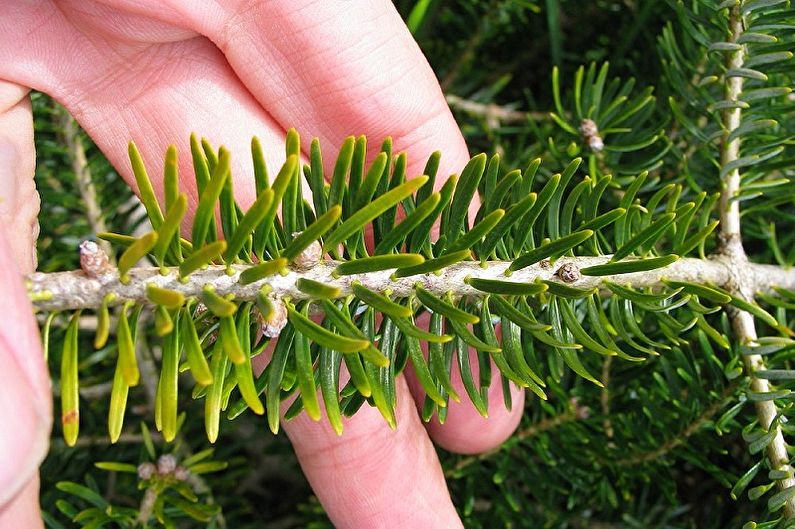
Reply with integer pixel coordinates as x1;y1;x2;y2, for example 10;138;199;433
56;106;113;259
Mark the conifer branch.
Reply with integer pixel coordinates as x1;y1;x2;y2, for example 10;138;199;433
36;2;795;525
26;254;795;312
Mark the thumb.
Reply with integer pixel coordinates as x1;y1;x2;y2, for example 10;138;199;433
0;81;39;271
0;80;51;522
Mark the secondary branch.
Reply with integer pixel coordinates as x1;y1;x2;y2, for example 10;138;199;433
718;5;795;518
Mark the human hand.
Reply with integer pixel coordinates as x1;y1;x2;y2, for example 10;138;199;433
0;2;524;527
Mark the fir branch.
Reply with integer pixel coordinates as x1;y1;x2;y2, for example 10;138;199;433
446;398;589;477
439;4;490;90
136;485;159;527
34;2;795;525
718;4;795;519
51;380;114;400
27;255;795;312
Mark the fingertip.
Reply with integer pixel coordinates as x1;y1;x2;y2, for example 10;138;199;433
425;372;525;454
283;378;463;529
0;335;50;509
0;476;44;529
404;316;525;454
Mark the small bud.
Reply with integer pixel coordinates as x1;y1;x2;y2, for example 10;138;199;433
259;300;288;338
555;263;581;283
79;240;114;278
570;397;591;419
174;466;190;481
157;454;178;475
137;462;156;480
579;119;604;153
292;235;322;270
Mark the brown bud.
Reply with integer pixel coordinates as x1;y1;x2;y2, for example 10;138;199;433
579;118;598;137
260;300;288;338
570;397;591;419
157;454;178;475
79;240;114;278
137;462;156;480
579;118;604;152
291;235;322;270
174;466;190;481
555;263;581;283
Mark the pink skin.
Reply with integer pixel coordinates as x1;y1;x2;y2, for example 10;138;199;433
0;2;525;527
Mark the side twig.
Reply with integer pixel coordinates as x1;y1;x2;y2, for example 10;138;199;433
617;382;738;466
57;106;113;259
718;5;795;518
601;356;615;442
445;94;550;123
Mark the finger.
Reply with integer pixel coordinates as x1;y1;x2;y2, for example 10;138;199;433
249;314;463;528
0;2;289;214
0;80;51;512
415;358;525;454
285;376;463;529
131;0;471;180
0;233;52;500
178;0;511;455
0;81;51;424
405;314;525;454
0;477;44;529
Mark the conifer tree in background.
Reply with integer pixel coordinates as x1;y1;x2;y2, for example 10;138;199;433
31;1;795;527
